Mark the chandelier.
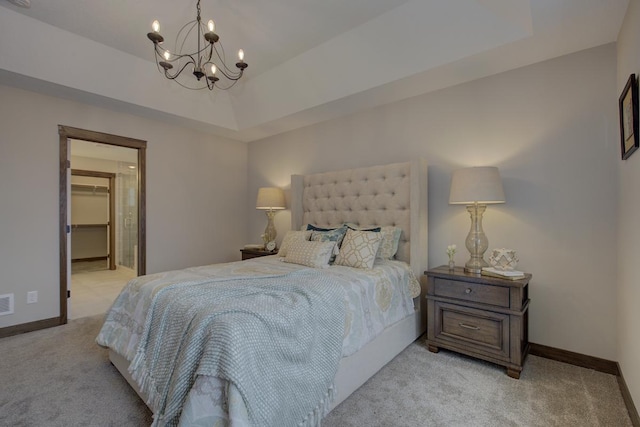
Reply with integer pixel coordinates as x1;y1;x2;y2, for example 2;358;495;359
146;0;248;91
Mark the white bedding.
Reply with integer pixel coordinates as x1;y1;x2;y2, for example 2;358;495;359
97;256;418;426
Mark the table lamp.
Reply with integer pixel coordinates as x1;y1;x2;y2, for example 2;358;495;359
449;167;505;274
256;187;286;246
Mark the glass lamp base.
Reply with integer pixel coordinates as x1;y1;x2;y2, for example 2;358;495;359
464;203;490;275
263;210;277;243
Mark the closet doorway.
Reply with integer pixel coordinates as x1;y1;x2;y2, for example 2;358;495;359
59;126;146;324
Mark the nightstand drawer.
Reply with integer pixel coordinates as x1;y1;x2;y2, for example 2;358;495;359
433;301;510;360
433;278;509;308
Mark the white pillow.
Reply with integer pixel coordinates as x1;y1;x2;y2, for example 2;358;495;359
277;230;312;258
334;229;383;269
283;240;336;268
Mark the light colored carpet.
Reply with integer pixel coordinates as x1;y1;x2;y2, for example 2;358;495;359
0;315;632;426
69;267;135;319
324;344;632;427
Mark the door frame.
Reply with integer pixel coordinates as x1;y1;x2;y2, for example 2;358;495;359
59;125;147;324
71;169;116;271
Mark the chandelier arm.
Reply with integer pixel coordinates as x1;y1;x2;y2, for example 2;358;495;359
209;56;242;79
205;42;214;63
173;78;208;91
215;67;243;81
170;24;213;59
213;43;237;75
154;43;168;60
176;21;203;58
153;48;164;72
163;60;196;80
201;59;240;81
216;38;227;63
211;79;240;91
154;43;182;65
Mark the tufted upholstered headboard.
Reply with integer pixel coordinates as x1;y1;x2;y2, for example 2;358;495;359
291;160;427;278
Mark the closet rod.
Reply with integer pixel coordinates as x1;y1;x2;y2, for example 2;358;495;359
71;184;109;195
71;183;108;189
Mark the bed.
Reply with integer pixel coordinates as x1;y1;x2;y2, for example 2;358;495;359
98;159;428;426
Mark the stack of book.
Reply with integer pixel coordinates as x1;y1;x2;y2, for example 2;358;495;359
481;267;525;280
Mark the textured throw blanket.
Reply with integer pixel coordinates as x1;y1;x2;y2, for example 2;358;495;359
127;269;345;427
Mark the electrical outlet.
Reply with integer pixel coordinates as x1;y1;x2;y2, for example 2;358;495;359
27;291;38;304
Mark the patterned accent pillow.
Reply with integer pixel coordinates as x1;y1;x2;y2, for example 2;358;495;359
283;240;336;268
343;224;402;260
310;225;348;259
376;226;402;260
277;230;312;258
334;229;383;269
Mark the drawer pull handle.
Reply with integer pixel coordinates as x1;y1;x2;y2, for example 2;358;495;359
465;288;472;294
459;323;480;331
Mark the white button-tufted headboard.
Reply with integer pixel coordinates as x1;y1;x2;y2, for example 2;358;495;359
291;160;427;278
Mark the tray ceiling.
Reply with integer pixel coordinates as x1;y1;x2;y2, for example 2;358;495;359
0;0;629;141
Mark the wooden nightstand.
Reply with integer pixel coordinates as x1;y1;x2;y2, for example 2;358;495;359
425;265;531;379
240;248;276;260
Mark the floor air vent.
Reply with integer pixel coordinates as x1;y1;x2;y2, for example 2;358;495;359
0;294;14;315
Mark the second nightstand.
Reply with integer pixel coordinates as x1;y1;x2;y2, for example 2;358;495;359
240;248;277;260
425;265;531;379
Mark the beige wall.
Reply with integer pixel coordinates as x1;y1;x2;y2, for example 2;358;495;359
0;84;248;328
617;0;640;410
248;44;620;360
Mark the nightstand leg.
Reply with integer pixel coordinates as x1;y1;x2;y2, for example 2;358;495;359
507;367;521;379
428;344;439;353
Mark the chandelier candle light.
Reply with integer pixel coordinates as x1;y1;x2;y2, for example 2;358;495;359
147;0;247;90
449;166;505;274
256;187;286;246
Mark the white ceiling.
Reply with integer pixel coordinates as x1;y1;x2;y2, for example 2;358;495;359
0;0;630;142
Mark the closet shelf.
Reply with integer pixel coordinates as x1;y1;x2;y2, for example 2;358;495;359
71;184;109;194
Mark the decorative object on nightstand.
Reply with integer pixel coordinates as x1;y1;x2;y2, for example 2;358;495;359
488;248;519;271
256;187;286;247
425;265;531;379
265;240;277;252
449;167;505;274
446;244;457;270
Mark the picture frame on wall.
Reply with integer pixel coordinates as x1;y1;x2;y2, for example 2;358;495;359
619;73;639;160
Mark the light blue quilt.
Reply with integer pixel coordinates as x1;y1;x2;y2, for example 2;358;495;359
102;267;345;427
